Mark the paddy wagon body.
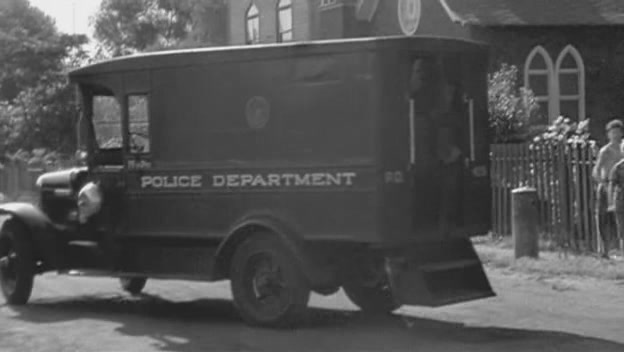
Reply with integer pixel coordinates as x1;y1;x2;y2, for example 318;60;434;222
0;36;494;327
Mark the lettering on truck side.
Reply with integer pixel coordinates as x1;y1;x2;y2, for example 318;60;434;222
139;172;359;189
212;172;357;188
141;175;203;189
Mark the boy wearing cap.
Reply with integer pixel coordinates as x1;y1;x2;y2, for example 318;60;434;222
593;119;624;258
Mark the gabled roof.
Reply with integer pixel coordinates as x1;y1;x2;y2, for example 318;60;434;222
440;0;624;26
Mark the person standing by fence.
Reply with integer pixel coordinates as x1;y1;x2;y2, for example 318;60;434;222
593;119;624;258
609;149;624;259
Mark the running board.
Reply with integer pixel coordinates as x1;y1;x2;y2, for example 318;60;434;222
57;269;212;282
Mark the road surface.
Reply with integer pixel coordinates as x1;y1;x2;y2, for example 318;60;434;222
0;268;623;352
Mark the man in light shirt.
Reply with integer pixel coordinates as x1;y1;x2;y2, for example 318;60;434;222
593;119;624;258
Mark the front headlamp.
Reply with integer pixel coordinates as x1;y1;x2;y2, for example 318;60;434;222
77;182;102;224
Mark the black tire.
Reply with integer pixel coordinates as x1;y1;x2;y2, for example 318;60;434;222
120;277;147;295
0;219;35;305
230;234;310;328
343;282;400;315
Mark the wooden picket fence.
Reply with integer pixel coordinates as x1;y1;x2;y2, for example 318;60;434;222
0;160;71;202
490;142;600;252
0;164;43;202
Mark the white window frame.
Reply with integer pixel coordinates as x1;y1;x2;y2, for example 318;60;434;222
245;3;260;45
524;45;556;123
277;0;294;43
320;0;337;8
555;45;586;120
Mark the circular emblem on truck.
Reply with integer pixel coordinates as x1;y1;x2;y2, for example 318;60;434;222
246;96;271;129
398;0;421;36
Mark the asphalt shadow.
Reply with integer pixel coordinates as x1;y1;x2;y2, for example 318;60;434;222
6;294;624;352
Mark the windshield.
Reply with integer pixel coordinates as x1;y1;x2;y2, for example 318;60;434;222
92;95;122;149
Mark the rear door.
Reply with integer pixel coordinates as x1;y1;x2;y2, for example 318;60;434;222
407;49;490;238
456;51;491;236
433;51;491;237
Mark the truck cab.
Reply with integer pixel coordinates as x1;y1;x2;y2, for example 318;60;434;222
0;36;494;328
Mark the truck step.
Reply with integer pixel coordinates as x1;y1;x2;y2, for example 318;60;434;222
419;288;495;307
391;238;495;307
418;259;481;272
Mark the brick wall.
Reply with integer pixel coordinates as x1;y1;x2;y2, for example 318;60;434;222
226;1;624;141
229;0;312;45
472;26;624;140
229;0;471;44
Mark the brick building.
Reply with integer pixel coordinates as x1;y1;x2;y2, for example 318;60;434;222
227;0;624;136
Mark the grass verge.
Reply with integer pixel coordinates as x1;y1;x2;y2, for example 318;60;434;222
473;236;624;281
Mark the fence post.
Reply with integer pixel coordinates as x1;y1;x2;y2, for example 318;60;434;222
512;187;539;259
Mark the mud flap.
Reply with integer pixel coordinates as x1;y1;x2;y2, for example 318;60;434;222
385;237;495;307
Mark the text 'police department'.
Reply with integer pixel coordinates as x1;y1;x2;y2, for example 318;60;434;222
140;172;358;189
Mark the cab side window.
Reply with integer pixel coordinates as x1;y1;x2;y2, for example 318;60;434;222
93;95;122;149
128;95;150;154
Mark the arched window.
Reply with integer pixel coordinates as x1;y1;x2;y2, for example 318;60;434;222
555;45;585;121
277;0;293;42
245;3;260;45
524;46;555;125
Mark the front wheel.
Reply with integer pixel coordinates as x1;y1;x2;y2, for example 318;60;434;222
343;282;400;315
0;219;35;305
120;277;147;295
230;234;310;328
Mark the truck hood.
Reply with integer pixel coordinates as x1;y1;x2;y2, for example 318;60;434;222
36;167;88;189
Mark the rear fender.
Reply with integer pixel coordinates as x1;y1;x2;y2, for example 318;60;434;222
213;214;334;288
0;202;61;270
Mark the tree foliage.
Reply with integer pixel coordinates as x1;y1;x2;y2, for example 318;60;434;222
93;0;226;57
0;0;88;155
488;63;540;143
0;0;86;101
0;72;79;153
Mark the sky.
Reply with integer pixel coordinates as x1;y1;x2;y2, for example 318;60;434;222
30;0;102;36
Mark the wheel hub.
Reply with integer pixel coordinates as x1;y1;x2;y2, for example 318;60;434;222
251;260;284;301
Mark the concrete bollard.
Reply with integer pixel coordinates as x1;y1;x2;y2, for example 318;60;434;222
511;187;539;259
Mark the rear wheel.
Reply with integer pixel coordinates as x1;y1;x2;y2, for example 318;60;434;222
343;281;400;315
120;277;147;295
230;234;310;328
0;220;35;305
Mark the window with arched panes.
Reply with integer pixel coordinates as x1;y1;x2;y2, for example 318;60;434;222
277;0;293;42
524;46;555;125
555;45;585;121
245;3;260;45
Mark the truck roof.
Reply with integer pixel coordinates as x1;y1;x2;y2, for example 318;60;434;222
70;35;487;79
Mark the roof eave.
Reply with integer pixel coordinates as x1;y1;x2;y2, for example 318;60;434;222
437;0;470;26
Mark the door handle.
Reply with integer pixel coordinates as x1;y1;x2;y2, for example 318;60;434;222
409;99;416;167
467;98;476;162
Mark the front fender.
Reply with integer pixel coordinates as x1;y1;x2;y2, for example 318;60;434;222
0;202;61;269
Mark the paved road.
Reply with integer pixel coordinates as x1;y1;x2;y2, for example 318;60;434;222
0;268;623;352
